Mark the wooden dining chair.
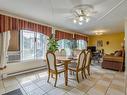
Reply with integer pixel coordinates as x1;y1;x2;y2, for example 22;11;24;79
68;50;86;83
55;50;64;66
83;50;92;78
55;50;61;56
46;51;65;87
69;50;82;75
73;49;82;57
61;49;66;56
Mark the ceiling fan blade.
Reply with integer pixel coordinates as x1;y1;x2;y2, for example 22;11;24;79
63;15;74;21
84;10;98;16
90;11;98;16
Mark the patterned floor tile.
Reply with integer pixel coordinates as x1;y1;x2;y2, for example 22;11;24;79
1;66;126;95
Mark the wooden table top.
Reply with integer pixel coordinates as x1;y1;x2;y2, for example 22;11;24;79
56;56;78;62
43;56;78;62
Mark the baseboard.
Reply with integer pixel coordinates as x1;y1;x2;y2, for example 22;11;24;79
2;66;47;79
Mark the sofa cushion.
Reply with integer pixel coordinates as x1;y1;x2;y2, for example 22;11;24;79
114;51;122;57
103;56;123;63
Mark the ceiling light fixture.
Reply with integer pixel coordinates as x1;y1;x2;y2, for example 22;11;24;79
94;30;106;35
72;4;96;25
73;19;77;23
95;32;103;35
79;16;84;21
79;22;83;25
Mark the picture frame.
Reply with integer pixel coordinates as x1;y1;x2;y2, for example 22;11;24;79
97;40;103;47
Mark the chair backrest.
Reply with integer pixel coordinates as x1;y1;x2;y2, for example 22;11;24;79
55;50;61;56
85;50;88;54
85;51;92;67
77;50;86;69
46;52;57;71
73;49;82;57
61;49;66;56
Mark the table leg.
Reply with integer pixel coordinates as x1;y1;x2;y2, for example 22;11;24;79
64;62;68;86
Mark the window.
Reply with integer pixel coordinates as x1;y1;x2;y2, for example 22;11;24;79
20;30;48;61
36;33;48;59
57;39;73;56
57;39;71;49
20;30;35;60
77;40;87;50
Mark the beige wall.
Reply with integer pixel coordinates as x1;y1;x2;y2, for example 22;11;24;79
125;20;127;72
88;32;125;54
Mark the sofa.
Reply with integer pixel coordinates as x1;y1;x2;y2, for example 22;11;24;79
102;50;125;71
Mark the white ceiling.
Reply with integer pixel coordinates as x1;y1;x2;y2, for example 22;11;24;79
0;0;127;35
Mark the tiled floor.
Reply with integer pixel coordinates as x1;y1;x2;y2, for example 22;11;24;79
0;65;126;95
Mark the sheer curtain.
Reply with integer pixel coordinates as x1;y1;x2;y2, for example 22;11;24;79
0;31;10;69
43;36;48;59
20;30;48;61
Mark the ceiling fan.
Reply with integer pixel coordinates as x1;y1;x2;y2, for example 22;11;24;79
71;4;96;25
53;4;97;25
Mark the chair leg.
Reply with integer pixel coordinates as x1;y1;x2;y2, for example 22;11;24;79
51;73;53;78
59;74;61;77
73;71;75;75
70;70;72;75
47;71;50;82
54;74;58;87
76;72;79;83
81;70;84;79
87;67;90;76
84;69;87;78
64;71;66;78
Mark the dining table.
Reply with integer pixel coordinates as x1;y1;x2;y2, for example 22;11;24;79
56;56;78;86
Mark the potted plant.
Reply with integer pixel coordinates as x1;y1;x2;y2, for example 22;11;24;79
47;34;59;52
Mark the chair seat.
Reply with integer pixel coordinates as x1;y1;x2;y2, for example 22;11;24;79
69;62;77;71
71;60;78;63
68;66;82;71
69;62;77;68
68;67;76;71
56;60;63;63
57;66;65;73
56;62;65;73
69;59;78;67
69;62;83;71
56;61;64;65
